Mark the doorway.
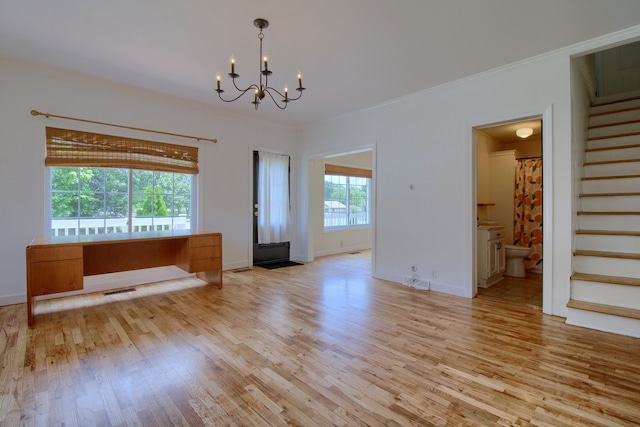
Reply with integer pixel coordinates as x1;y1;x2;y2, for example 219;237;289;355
301;147;375;269
253;150;291;266
475;119;543;309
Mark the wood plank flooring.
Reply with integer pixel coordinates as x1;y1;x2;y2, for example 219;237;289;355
476;273;542;309
1;251;640;426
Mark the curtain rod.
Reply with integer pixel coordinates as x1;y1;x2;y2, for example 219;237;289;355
30;110;217;144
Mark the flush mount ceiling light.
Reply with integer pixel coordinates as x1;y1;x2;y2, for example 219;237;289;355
215;18;305;110
516;127;533;138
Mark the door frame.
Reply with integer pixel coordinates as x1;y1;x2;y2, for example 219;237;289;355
298;143;377;271
468;105;553;314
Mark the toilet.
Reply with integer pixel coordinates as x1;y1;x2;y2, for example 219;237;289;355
504;244;530;277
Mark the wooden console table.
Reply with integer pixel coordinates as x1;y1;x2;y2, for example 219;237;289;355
26;230;222;326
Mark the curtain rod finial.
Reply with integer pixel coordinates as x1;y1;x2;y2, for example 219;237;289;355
30;110;40;116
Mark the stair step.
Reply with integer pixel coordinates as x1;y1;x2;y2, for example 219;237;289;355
582;175;640;194
578;214;639;232
580;194;640;211
585;143;640;152
587;134;640;150
575;233;640;253
566;299;640;321
573;250;640;260
571;272;640;287
589;118;640;130
585;146;640;163
577;211;640;215
591;94;640;113
582;174;640;180
587;131;640;142
574;251;640;276
588;123;640;140
590;106;640;120
576;229;640;237
579;192;640;197
584;158;640;166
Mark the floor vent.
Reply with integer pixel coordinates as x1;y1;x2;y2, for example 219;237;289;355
349;251;361;254
104;288;136;296
232;268;252;273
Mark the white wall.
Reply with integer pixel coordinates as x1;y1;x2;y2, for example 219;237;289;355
297;25;640;323
312;151;373;256
298;48;575;313
0;57;296;305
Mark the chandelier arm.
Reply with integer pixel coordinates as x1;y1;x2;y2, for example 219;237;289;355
266;85;303;102
230;76;250;93
263;89;288;110
217;84;259;103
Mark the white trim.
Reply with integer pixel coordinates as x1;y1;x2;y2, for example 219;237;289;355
541;105;554;316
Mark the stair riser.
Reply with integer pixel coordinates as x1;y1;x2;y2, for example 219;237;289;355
585;146;640;162
573;256;640;277
590;109;640;127
591;98;640;115
583;161;640;177
580;195;640;211
582;177;640;193
587;134;640;149
575;234;640;253
566;308;640;338
578;215;640;232
588;122;640;139
571;280;640;309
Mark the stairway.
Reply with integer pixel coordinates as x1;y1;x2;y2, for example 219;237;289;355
567;92;640;337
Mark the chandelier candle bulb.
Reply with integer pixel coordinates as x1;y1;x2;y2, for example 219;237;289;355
216;75;221;92
263;56;268;70
231;59;235;75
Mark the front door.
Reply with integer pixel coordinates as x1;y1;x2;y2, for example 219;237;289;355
253;151;290;265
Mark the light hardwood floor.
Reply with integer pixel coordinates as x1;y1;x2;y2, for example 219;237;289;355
476;272;543;309
1;251;639;426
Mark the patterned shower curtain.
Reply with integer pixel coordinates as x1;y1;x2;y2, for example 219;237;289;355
514;158;543;271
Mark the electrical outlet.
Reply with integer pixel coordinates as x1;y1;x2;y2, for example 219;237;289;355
431;269;437;279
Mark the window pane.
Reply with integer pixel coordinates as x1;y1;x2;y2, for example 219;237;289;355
324;174;370;229
105;169;128;193
79;192;104;218
79;167;104;193
51;167;79;191
51;167;193;236
154;172;174;194
51;192;78;218
106;193;128;218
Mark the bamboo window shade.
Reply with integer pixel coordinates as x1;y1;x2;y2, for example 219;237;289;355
45;127;199;174
324;163;372;178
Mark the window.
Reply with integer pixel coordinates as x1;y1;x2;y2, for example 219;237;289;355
45;127;198;237
324;166;371;229
50;167;194;236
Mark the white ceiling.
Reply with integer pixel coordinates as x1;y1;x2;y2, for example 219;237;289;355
2;1;640;127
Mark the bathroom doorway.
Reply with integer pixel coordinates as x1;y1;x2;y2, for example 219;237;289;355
475;119;543;309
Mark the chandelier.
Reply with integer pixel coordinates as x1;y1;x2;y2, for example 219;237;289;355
215;18;305;110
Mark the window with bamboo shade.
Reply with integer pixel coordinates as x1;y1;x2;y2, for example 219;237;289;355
45;127;199;174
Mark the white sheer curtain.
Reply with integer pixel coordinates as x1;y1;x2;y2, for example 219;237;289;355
257;151;290;244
